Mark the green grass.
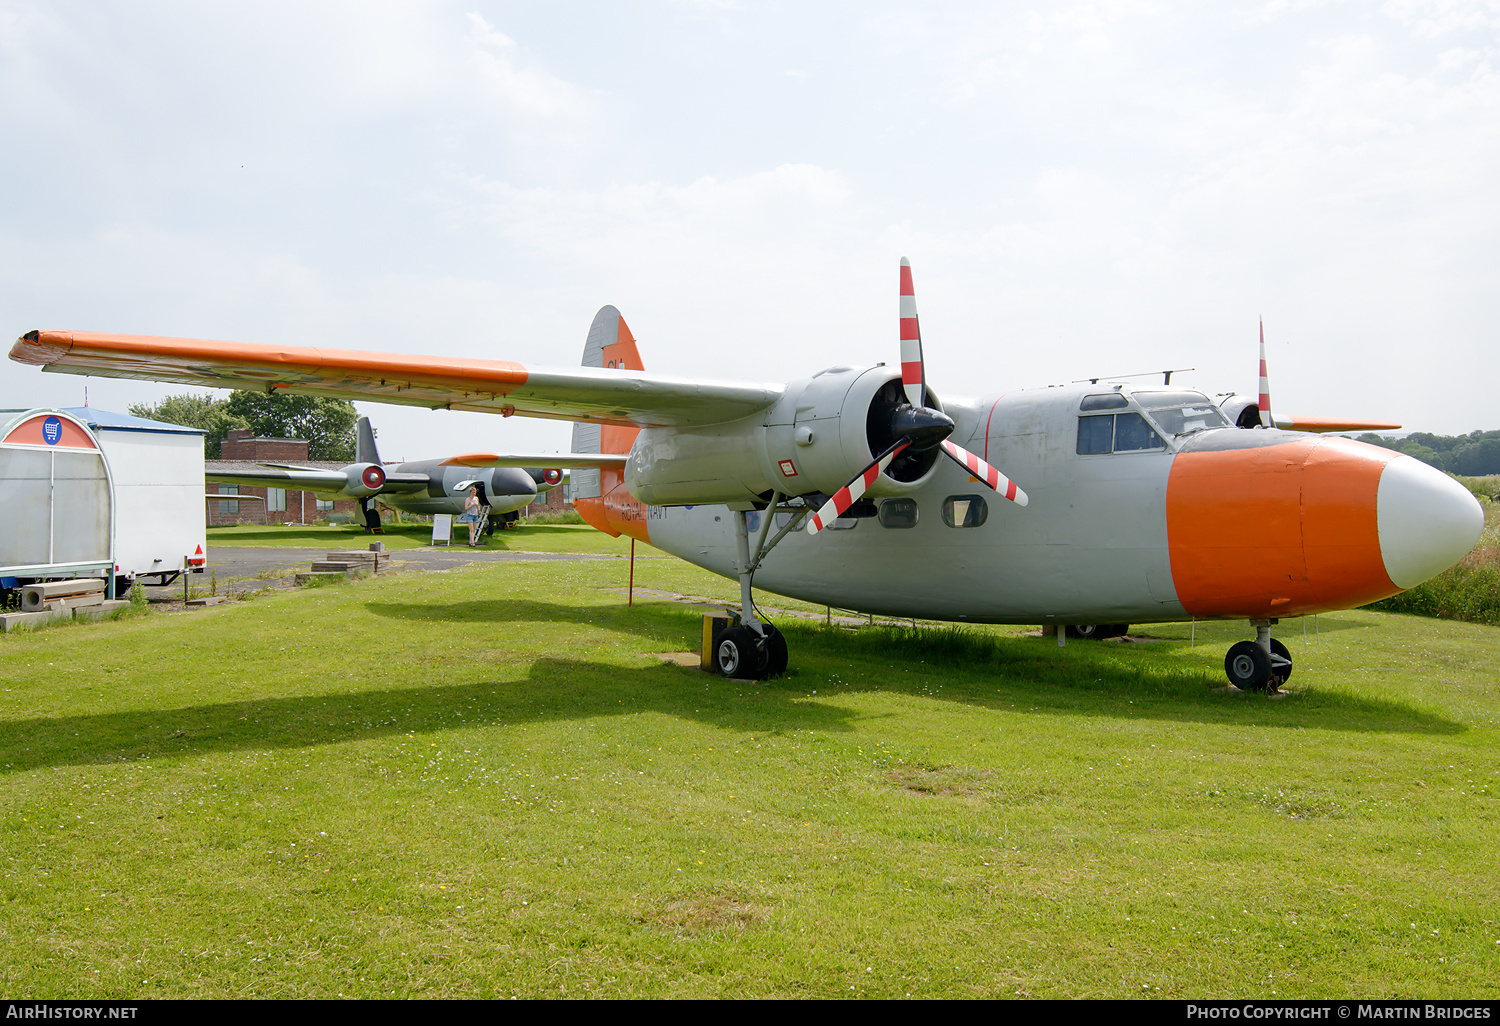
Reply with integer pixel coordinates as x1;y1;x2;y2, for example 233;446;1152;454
208;521;634;556
2;553;1499;998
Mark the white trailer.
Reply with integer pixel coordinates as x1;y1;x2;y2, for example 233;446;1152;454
0;408;206;599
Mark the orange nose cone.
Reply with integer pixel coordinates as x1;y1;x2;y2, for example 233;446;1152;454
1166;436;1402;618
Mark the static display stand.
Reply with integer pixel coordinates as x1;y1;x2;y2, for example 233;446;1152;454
431;514;453;546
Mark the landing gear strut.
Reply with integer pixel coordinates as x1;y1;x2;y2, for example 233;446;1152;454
1225;619;1293;692
716;497;806;680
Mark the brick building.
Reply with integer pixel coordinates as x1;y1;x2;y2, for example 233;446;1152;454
205;429;362;526
524;480;573;516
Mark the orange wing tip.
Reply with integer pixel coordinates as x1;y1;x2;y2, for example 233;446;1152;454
10;330;74;367
440;453;501;467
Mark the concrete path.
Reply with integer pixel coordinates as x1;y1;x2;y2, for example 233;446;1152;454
140;545;623;603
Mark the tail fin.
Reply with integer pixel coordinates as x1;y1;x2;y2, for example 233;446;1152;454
571;306;649;541
356;416;382;464
571;306;643;500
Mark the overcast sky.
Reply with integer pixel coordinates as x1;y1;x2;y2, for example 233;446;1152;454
3;0;1496;458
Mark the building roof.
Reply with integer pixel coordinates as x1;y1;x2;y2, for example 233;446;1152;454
59;407;206;435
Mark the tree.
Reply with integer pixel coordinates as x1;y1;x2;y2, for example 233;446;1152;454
223;392;358;461
127;392;246;459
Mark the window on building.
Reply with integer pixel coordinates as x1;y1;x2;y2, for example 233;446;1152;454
218;485;239;516
878;498;919;528
316;498;334;512
942;494;988;528
267;488;286;512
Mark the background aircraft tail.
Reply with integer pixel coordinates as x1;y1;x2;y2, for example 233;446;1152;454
355;416;382;465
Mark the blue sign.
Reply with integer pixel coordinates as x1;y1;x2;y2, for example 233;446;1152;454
42;416;62;445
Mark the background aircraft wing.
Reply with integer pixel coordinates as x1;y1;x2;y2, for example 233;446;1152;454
205;465;351;492
12;330;782;428
439;452;630;469
205;464;431;495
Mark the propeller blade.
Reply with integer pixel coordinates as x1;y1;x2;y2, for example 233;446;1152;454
806;442;910;535
940;440;1029;507
1258;319;1272;429
899;257;925;408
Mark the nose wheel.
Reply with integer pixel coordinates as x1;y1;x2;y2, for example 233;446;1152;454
1225;621;1293;691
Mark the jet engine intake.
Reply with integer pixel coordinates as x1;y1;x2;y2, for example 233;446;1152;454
343;463;386;498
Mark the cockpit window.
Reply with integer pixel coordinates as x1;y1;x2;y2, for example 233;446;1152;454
1077;412;1166;455
1133;390;1213;409
1147;403;1229;436
1131;390;1229;436
1080;393;1129;411
1114;412;1166;451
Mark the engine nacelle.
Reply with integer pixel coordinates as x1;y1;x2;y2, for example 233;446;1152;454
342;463;386;498
626;364;945;506
1219;395;1264;429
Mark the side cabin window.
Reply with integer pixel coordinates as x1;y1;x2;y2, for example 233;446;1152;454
878;498;919;528
1077;412;1166;455
942;495;988;528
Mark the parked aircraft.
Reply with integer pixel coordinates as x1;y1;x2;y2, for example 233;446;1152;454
11;261;1484;689
204;416;569;532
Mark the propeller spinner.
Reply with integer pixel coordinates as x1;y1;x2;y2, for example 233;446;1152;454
806;259;1028;534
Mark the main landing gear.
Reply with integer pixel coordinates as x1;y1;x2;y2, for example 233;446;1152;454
359;498;384;534
1224;619;1293;692
714;497;809;680
1066;623;1129;640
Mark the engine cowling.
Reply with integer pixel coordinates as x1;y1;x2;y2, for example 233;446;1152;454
625;365;946;506
342;463;386;498
1219;395;1264;429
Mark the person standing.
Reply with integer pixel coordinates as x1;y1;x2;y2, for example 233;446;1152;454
463;487;483;546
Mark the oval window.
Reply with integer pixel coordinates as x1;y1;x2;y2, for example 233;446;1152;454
878;498;920;529
942;495;988;528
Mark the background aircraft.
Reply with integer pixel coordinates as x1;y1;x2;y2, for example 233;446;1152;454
11;261;1484;689
204;416;569;533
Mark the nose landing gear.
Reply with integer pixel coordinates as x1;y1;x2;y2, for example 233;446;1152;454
1225;619;1293;692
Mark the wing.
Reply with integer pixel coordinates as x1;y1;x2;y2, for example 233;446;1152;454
12;330;781;428
438;452;630;469
205;464;430;495
1274;416;1403;433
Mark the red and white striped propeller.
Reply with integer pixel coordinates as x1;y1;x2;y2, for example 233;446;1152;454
1258;319;1272;429
806;259;1028;534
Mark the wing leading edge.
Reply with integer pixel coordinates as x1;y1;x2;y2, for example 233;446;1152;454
11;329;782;429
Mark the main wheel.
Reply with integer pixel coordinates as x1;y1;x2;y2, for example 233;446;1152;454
1225;641;1273;691
1103;623;1129;639
1067;624;1103;640
1269;638;1292;685
760;625;788;678
716;626;768;680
